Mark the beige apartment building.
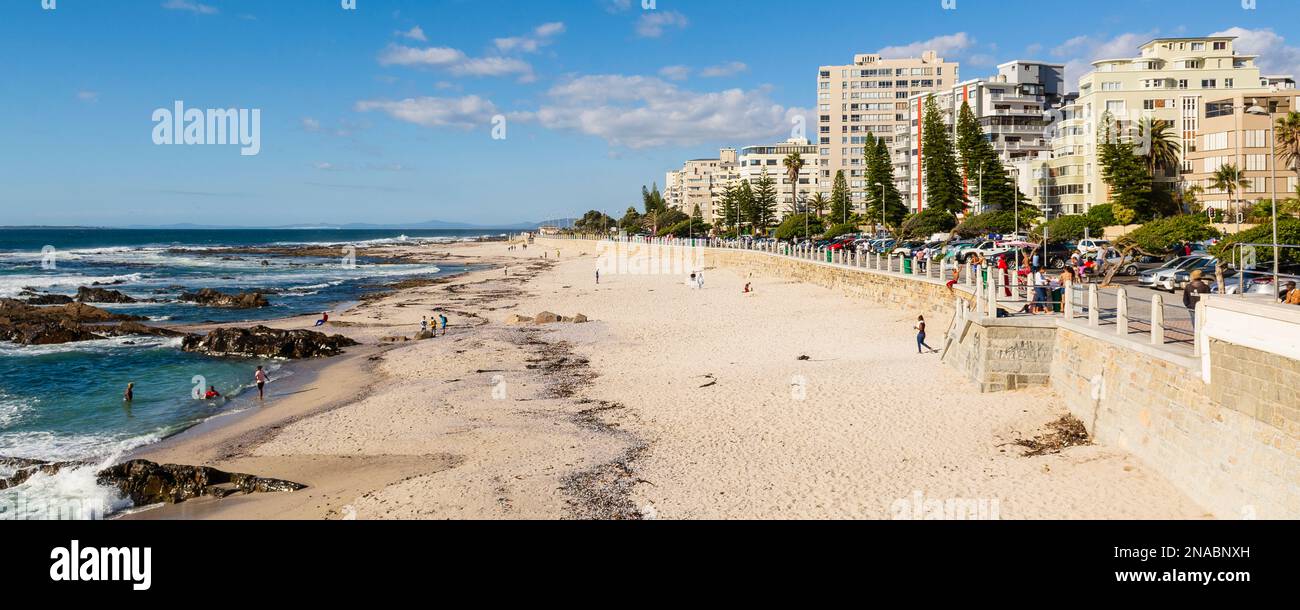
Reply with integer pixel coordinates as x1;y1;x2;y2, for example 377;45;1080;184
817;51;959;208
895;60;1066;214
1183;89;1298;216
1044;36;1289;216
664;148;738;224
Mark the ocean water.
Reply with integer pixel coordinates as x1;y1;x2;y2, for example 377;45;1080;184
0;228;498;519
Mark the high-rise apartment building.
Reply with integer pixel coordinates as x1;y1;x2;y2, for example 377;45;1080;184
817;51;958;207
894;60;1066;214
1043;36;1289;216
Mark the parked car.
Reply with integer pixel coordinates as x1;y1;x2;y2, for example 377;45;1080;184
892;241;927;256
1076;239;1112;253
1168;256;1221;290
1139;256;1211;291
962;239;1017;262
1102;253;1167;277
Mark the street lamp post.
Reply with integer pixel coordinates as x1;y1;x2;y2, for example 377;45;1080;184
875;182;886;236
1008;166;1021;235
1247;102;1280;295
977;160;984;216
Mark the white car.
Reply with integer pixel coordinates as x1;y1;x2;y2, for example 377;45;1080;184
1076;239;1111;253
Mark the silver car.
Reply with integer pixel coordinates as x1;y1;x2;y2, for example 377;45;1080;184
1138;256;1200;290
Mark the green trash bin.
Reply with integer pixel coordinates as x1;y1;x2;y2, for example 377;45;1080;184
903;258;913;274
826;250;833;263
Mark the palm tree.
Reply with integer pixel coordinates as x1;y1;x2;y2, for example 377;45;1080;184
782;152;806;222
807;192;829;218
1276;111;1300;188
1138;118;1182;182
1210;164;1252;220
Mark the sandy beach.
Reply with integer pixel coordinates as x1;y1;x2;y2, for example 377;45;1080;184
127;240;1209;520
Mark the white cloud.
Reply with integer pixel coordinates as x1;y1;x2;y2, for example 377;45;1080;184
301;118;322;132
879;32;975;59
658;65;691;81
494;22;566;53
313;162;344;172
636;11;688;38
395;26;427;42
378;44;534;81
76;90;99;103
1050;31;1156;87
516;74;808;149
603;0;633;13
161;0;217;15
1211;27;1300;78
699;61;748;78
355;95;499;130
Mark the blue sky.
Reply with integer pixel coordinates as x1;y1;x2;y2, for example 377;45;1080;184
2;0;1298;227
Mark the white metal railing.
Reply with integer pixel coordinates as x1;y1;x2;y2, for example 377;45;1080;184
544;234;1197;354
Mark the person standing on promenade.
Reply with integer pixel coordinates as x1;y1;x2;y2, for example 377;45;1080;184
255;366;270;401
998;254;1011;297
1183;270;1211;328
914;316;935;354
1032;267;1050;314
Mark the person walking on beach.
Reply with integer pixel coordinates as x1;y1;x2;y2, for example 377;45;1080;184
914;316;935;354
595;269;600;285
123;382;134;403
421;316;429;333
1183;270;1210;328
438;313;448;337
255;366;270;401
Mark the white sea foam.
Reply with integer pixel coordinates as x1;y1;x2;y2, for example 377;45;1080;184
0;273;146;298
0;394;31;429
0;335;182;357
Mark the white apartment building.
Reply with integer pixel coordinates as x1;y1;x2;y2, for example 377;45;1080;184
817;51;958;208
1044;36;1288;216
894;60;1066;214
737;138;822;221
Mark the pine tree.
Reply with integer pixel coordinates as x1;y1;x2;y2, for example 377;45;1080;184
921;95;968;214
718;184;740;234
1098;114;1154;224
864;137;906;227
737;181;756;234
751;170;779;232
955;101;1022;212
829;170;852;223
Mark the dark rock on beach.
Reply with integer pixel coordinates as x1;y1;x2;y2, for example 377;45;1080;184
0;299;177;345
76;286;138;304
19;293;75;305
179;288;270;309
181;325;358;359
0;458;306;505
97;460;307;505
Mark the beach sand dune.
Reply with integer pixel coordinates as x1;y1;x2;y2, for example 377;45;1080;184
133;241;1207;520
